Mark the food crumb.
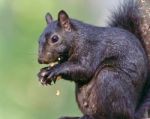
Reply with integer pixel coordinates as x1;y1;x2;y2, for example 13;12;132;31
56;90;60;96
50;62;58;67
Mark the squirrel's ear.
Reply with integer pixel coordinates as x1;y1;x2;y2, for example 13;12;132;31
45;12;53;24
58;10;72;32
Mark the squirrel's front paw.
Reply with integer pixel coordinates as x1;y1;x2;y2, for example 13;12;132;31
38;67;57;85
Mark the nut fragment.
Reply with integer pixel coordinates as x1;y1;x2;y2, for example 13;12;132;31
49;62;62;80
56;90;60;96
49;62;58;67
56;76;62;80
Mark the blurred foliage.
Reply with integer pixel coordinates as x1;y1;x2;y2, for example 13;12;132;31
0;0;118;119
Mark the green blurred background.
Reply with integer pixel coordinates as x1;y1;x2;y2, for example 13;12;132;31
0;0;119;119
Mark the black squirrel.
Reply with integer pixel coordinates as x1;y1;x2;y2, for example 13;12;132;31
37;0;150;119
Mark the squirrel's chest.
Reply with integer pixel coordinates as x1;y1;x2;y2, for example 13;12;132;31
75;80;98;115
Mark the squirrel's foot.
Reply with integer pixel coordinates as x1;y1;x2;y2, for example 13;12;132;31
58;115;95;119
58;117;80;119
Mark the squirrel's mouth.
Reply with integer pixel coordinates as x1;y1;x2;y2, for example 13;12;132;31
49;55;67;67
42;52;69;66
49;57;61;67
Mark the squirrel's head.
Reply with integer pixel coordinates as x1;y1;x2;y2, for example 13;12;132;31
38;10;76;64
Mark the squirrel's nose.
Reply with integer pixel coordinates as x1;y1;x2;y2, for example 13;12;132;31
38;58;49;64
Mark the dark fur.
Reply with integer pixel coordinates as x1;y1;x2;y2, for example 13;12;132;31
108;0;150;118
38;0;150;119
108;0;143;44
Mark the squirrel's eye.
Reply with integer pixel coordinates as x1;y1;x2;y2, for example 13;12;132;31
51;35;59;43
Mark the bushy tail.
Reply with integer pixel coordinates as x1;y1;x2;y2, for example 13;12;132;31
108;0;144;45
108;0;150;118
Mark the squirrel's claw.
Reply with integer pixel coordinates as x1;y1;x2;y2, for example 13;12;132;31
38;66;58;86
52;77;57;84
